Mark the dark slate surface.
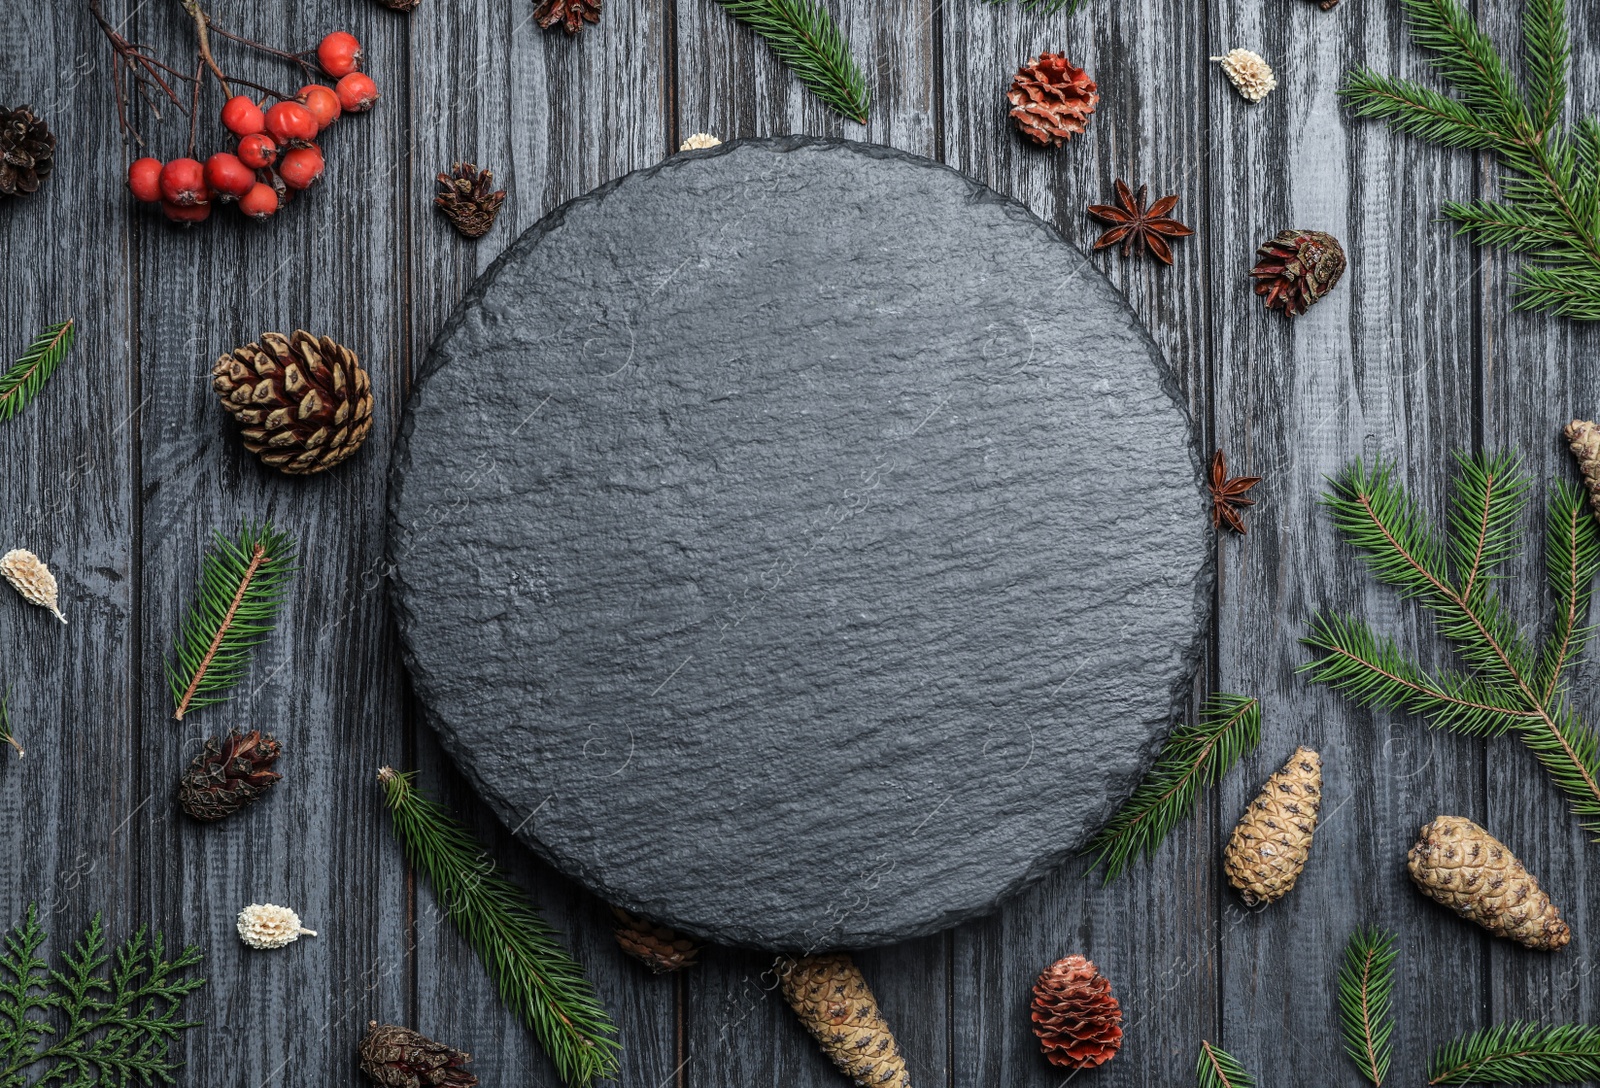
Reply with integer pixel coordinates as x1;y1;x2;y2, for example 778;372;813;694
388;137;1211;950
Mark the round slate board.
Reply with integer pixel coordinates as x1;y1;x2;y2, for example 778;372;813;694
389;137;1212;951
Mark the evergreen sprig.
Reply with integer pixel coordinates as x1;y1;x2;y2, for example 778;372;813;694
166;521;296;721
0;320;75;424
1341;0;1600;319
1197;1040;1259;1088
983;0;1087;15
712;0;869;123
1338;927;1398;1086
1429;1022;1600;1084
1302;452;1600;836
1086;693;1261;881
377;768;621;1088
0;687;22;759
0;905;206;1086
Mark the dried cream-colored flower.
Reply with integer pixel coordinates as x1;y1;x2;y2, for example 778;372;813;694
237;902;318;950
1211;49;1277;103
679;132;722;152
0;549;65;624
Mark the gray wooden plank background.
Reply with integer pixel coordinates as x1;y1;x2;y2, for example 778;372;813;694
2;0;1598;1084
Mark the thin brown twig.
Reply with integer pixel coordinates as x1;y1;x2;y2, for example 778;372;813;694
204;22;316;80
178;0;230;97
186;55;201;158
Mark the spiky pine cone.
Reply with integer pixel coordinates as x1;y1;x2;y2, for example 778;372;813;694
177;729;282;822
612;907;700;973
0;106;54;199
776;953;913;1088
358;1022;478;1088
1250;229;1347;316
1224;747;1322;906
1007;53;1098;148
212;331;374;475
533;0;601;33
1030;955;1123;1069
435;163;506;240
1408;816;1570;950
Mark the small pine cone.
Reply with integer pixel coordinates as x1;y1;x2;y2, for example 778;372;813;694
1007;53;1099;148
0;106;54;199
611;907;701;973
1408;816;1570;950
0;549;65;623
1224;747;1322;906
679;132;722;151
1211;49;1277;103
373;0;422;9
236;902;317;949
177;730;283;822
533;0;601;33
776;953;913;1088
359;1021;478;1088
212;331;374;475
1030;955;1123;1069
1564;419;1600;520
435;163;506;240
1251;229;1347;316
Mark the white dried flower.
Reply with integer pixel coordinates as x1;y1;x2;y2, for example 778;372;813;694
679;132;722;152
236;902;318;950
0;549;65;624
1211;49;1277;103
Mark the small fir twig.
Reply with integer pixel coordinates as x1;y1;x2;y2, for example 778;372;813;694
1197;1040;1259;1088
1338;927;1398;1086
377;767;621;1088
983;0;1088;14
711;0;869;123
167;521;296;721
1086;694;1261;881
1429;1022;1600;1084
0;688;21;758
0;319;74;425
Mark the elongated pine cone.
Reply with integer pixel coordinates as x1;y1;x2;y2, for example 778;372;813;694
178;729;283;822
236;902;317;950
533;0;601;33
777;953;913;1088
1212;49;1277;103
359;1022;478;1088
1030;955;1123;1069
435;163;505;239
1224;746;1322;906
612;907;701;973
0;549;65;623
0;106;54;199
1007;53;1098;148
1251;229;1347;316
1408;816;1570;950
212;331;374;475
1564;419;1600;520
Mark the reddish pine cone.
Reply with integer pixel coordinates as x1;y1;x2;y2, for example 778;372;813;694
177;729;283;822
777;953;913;1088
1030;955;1123;1069
611;908;701;973
1250;229;1347;316
1007;53;1098;148
1408;816;1571;951
1224;747;1322;906
533;0;601;33
212;330;374;475
358;1022;477;1087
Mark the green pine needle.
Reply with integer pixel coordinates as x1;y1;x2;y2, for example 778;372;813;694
1338;927;1398;1086
983;0;1087;15
1341;0;1600;320
0;687;21;759
166;521;296;721
0;905;206;1085
0;319;75;424
1429;1022;1600;1084
1197;1040;1259;1088
712;0;869;123
377;768;621;1088
1085;694;1261;882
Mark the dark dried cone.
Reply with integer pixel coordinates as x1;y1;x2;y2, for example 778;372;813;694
1030;955;1124;1069
374;0;422;9
212;330;374;475
1251;229;1347;316
435;163;506;240
358;1022;478;1088
1007;53;1099;148
177;729;283;822
611;907;701;973
533;0;601;33
0;106;55;199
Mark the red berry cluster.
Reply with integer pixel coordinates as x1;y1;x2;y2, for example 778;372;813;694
124;32;381;225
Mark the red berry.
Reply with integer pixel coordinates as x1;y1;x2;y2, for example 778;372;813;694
220;95;265;137
161;199;211;224
238;182;280;221
317;31;363;78
159;157;209;206
127;157;163;202
297;84;342;131
278;146;325;191
204;152;256;199
265;100;319;146
237;132;278;169
335;72;380;113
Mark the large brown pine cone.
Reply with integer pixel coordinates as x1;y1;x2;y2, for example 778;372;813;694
1030;954;1123;1069
533;0;601;33
212;331;374;475
1007;53;1098;148
1250;229;1347;316
1223;746;1322;906
1408;816;1570;950
611;907;701;973
0;106;54;199
358;1022;478;1088
177;729;283;822
776;953;913;1088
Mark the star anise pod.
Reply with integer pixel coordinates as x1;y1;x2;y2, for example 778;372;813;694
1209;448;1261;534
1086;180;1195;265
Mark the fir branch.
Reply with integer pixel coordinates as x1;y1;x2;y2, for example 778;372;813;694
1197;1040;1258;1088
0;320;75;425
983;0;1087;15
1338;927;1398;1086
377;767;621;1088
0;688;22;759
1429;1022;1600;1084
711;0;869;123
1085;694;1261;882
166;521;296;721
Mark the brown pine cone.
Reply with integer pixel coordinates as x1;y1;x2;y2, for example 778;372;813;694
611;907;700;973
1224;746;1322;906
533;0;601;33
358;1022;477;1088
212;331;374;475
0;106;54;199
435;163;506;239
776;953;913;1088
1007;53;1098;148
1250;229;1347;316
177;729;283;822
1030;955;1123;1069
1564;419;1600;520
1408;816;1570;950
373;0;422;9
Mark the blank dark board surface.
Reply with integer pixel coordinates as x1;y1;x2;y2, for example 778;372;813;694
389;137;1211;950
